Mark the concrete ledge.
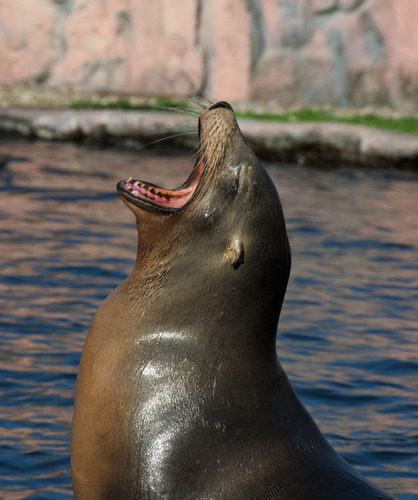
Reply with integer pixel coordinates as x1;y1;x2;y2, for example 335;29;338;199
1;108;418;169
240;119;418;169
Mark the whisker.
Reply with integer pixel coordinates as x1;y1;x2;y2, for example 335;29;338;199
187;96;215;110
155;105;200;116
188;144;202;163
186;131;203;155
134;131;198;151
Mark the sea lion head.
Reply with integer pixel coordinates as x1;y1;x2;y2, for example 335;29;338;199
117;101;291;341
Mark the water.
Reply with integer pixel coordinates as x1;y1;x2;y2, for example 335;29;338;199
0;137;417;499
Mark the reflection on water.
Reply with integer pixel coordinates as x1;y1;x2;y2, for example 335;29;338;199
0;137;417;499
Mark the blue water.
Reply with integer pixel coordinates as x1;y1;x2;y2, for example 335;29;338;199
0;137;417;499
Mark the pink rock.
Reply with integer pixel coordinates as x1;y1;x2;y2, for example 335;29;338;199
0;0;418;111
251;51;299;105
312;0;338;13
199;0;251;100
53;0;204;95
339;0;364;11
0;0;57;83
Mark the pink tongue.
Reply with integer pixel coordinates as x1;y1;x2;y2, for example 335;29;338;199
124;180;194;208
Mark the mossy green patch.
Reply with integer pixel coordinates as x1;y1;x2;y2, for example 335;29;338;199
69;98;418;135
69;96;191;112
235;108;418;135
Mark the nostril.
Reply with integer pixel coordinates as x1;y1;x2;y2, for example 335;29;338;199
209;101;234;112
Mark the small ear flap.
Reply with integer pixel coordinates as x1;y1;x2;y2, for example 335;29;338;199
223;238;245;269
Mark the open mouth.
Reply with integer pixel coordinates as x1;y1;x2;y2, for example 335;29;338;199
118;162;202;211
117;146;204;213
117;101;234;213
117;159;203;213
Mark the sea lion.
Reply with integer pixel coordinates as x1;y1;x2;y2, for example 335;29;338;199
71;101;395;499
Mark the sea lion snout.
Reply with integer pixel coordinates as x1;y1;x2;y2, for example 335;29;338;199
207;100;234;112
116;100;254;223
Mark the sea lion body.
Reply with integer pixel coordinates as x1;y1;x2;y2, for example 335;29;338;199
71;102;394;499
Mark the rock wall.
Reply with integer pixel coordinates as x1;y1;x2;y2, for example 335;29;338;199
1;0;417;111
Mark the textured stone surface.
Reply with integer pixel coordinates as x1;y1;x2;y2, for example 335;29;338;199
339;0;365;10
313;0;338;13
1;107;417;169
0;0;418;110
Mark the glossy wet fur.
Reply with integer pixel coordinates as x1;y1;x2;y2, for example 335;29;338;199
71;102;394;499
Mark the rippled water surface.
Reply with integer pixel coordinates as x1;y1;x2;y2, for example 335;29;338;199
0;137;417;499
